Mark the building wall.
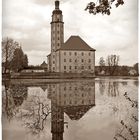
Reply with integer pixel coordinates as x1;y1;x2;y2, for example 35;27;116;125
59;50;95;73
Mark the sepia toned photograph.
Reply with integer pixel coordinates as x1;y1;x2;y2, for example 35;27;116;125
2;0;138;140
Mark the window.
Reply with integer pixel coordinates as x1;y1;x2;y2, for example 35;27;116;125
82;52;84;56
69;59;72;62
89;59;91;63
75;66;77;69
75;59;77;63
57;31;59;34
58;37;59;40
75;52;77;56
64;52;66;55
64;59;66;62
58;43;59;46
69;66;71;70
89;66;91;69
64;66;66;69
53;61;55;64
69;52;71;55
89;52;91;56
81;59;84;62
53;67;55;70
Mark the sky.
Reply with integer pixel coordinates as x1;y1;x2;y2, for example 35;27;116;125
2;0;138;66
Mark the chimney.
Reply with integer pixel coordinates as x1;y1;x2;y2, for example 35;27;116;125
55;1;59;10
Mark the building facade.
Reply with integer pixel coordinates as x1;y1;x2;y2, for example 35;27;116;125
47;1;96;74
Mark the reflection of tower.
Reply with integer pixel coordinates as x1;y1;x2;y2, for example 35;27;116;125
51;99;64;140
48;80;95;140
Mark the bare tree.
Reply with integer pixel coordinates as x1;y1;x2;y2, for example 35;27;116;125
85;0;124;15
106;54;119;75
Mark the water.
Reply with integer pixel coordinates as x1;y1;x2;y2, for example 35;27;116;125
2;78;138;140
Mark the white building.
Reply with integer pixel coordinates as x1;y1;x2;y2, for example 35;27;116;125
47;1;96;74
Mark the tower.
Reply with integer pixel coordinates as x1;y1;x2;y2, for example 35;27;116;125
50;0;64;72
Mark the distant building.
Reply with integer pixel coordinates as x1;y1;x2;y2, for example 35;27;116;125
47;1;96;74
40;61;48;71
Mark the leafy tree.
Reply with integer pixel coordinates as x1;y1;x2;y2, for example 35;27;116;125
133;63;139;75
85;0;124;15
11;47;28;72
99;57;105;72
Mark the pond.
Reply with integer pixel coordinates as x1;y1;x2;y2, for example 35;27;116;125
2;78;138;140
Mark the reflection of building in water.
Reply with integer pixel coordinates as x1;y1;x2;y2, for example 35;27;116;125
3;83;28;119
48;81;95;140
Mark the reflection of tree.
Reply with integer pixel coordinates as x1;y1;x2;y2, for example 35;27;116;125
3;83;28;120
17;95;51;135
121;81;127;86
99;81;105;95
107;82;119;97
133;81;138;87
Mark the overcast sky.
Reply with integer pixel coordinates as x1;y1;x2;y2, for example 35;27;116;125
2;0;138;66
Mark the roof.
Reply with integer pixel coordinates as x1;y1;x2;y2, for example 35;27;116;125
64;105;94;120
57;36;96;51
40;61;48;67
